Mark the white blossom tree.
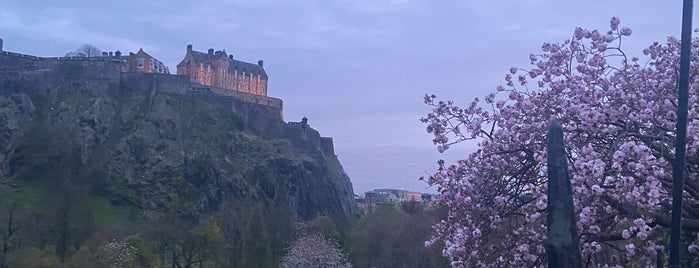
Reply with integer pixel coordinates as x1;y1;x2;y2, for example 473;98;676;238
280;223;352;268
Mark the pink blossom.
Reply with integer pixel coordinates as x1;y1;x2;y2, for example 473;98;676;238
626;244;635;257
620;27;632;36
689;244;699;254
574;27;585;40
421;17;685;267
623;230;634;241
610;17;620;30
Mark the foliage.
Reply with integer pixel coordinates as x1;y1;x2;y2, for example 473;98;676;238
65;44;102;57
87;196;122;225
280;221;352;268
6;246;62;267
0;181;46;208
95;239;138;267
216;200;294;267
348;203;448;268
151;216;226;268
421;17;699;267
309;215;341;240
123;233;158;267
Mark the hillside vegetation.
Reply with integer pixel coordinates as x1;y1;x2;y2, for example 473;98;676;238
0;61;358;267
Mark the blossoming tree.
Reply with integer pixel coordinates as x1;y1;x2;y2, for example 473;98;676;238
280;222;352;268
421;17;699;267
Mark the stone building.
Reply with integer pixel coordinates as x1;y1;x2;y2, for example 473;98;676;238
122;48;169;74
176;45;268;96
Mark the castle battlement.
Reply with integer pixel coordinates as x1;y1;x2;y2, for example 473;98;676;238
1;51;124;62
0;40;284;120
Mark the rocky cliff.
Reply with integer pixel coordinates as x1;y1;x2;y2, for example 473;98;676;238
0;60;359;229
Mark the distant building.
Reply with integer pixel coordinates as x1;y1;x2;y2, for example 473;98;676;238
370;189;423;203
357;188;426;214
176;44;268;96
122;48;170;74
421;193;436;203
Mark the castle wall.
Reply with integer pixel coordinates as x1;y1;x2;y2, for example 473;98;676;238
0;52;122;84
120;72;190;94
226;72;266;96
0;51;41;72
211;57;229;89
208;85;283;119
119;71;283;120
198;64;214;87
2;50;284;122
177;54;215;86
320;137;335;155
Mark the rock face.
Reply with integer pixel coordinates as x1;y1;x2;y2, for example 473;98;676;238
0;61;359;228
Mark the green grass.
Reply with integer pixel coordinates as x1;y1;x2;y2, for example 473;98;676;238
87;195;122;225
0;181;48;209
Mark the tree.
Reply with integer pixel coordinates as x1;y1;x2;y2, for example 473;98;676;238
65;44;102;57
5;246;61;267
421;17;699;267
151;216;225;268
280;222;352;268
67;232;138;267
216;200;293;267
348;203;447;268
0;201;20;268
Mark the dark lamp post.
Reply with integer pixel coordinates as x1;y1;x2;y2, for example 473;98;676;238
670;0;693;267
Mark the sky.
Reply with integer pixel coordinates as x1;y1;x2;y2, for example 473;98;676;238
0;1;695;195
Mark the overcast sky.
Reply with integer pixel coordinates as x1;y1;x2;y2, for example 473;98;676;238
0;1;695;195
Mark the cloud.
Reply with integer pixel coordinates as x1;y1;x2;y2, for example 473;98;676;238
2;0;693;195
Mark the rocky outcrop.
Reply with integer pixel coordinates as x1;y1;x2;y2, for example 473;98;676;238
0;61;359;228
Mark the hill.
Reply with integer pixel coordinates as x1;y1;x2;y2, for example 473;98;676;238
0;57;359;266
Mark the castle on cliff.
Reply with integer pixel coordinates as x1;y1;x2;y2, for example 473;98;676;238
0;38;280;115
0;38;269;96
0;37;337;157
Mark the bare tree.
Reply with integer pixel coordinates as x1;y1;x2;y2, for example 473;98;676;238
0;201;19;268
65;44;102;57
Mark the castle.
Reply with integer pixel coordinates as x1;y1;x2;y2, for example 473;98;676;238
176;45;268;96
0;37;337;160
0;38;268;96
0;38;278;112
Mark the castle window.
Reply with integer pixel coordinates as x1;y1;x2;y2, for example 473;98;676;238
137;58;144;68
